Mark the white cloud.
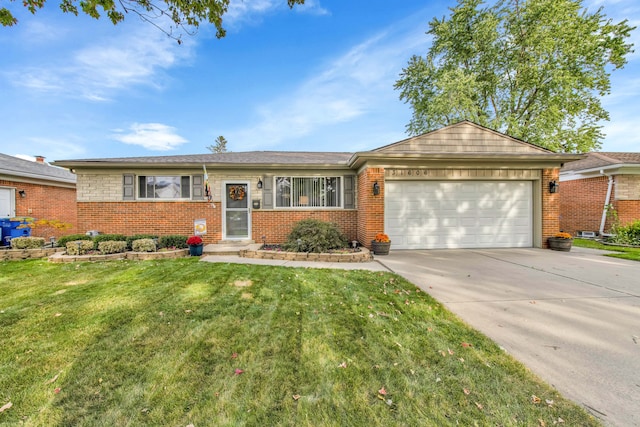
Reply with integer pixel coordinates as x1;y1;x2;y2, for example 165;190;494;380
9;24;193;101
112;123;188;151
228;24;428;148
225;0;328;29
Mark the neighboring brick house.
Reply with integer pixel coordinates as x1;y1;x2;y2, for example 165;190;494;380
560;152;640;236
53;121;580;249
0;153;78;239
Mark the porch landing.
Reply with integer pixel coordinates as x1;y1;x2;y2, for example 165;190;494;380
203;242;262;255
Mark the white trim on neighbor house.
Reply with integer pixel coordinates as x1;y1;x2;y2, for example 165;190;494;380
0;187;16;218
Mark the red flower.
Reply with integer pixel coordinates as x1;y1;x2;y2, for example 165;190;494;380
186;236;203;245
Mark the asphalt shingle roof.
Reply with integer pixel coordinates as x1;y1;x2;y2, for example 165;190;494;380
0;153;76;183
561;152;640;172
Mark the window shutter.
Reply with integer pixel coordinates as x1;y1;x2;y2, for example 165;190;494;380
192;175;204;200
262;175;273;209
343;175;355;209
123;174;135;200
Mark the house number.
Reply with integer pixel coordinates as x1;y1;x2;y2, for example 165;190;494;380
389;169;428;177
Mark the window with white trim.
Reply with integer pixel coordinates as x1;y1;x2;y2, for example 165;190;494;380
138;176;191;199
275;177;341;208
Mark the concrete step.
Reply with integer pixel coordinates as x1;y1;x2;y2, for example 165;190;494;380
203;242;261;255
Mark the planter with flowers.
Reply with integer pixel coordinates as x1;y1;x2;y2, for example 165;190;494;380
186;235;204;256
371;233;391;255
548;232;573;252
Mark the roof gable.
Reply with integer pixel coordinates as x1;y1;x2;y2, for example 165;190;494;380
373;121;551;154
561;152;640;173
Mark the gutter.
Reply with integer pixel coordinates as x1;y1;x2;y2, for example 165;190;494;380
599;172;614;236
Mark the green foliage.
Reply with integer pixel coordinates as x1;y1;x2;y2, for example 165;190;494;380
65;240;95;255
131;238;157;252
2;0;304;41
10;237;45;249
207;135;228;153
98;240;128;255
158;234;189;249
57;234;92;248
92;234;127;249
395;0;635;153
126;234;158;250
610;219;640;246
282;219;348;253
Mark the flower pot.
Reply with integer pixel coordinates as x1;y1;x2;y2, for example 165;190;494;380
371;241;391;255
189;244;204;256
548;237;572;252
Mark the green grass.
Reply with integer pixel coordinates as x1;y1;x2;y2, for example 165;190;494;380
573;238;640;261
0;259;599;426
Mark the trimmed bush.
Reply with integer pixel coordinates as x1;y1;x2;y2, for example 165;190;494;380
132;239;157;252
10;237;45;249
611;219;640;246
66;240;95;256
126;234;158;250
57;234;92;248
98;240;128;255
92;234;127;249
158;235;189;249
282;219;348;253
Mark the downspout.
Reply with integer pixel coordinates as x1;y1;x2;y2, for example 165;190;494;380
599;172;614;236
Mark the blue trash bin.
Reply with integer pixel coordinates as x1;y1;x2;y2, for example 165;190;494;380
0;218;9;246
8;218;31;239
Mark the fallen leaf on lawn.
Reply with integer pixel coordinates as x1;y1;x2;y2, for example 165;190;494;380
427;327;433;332
440;350;446;357
557;417;565;424
545;399;554;407
54;313;62;317
395;342;402;348
0;402;12;413
159;311;164;317
405;300;410;305
292;394;301;401
475;402;483;410
378;387;387;396
463;388;470;395
461;342;472;348
538;419;546;427
385;399;393;406
231;353;238;359
369;313;374;318
234;369;244;375
186;424;195;427
47;373;60;384
338;362;347;368
458;357;465;363
531;395;541;404
448;348;454;355
54;387;61;394
185;309;193;313
435;377;441;383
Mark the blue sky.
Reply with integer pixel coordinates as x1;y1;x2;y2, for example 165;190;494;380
1;0;639;163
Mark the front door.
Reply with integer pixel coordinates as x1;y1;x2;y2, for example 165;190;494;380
223;182;250;240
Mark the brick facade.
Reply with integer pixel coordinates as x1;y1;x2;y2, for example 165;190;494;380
1;179;78;238
252;210;357;244
357;168;385;249
541;168;561;248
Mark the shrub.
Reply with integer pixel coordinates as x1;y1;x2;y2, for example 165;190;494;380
98;240;128;255
66;240;95;255
92;234;127;249
57;234;92;248
610;219;640;246
158;235;189;249
132;238;157;252
126;234;158;250
282;219;348;253
10;237;45;249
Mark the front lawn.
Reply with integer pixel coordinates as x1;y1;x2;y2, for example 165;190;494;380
573;238;640;261
0;259;598;426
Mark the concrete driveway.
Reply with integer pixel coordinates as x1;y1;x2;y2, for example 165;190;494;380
377;247;640;427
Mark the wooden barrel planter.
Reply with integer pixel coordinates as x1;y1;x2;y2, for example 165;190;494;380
371;241;391;255
548;237;572;252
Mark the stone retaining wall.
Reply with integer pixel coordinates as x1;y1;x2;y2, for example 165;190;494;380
1;247;64;261
240;248;372;263
48;249;189;263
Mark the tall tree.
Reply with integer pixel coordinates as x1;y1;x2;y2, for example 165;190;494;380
1;0;305;42
395;0;635;152
207;135;228;153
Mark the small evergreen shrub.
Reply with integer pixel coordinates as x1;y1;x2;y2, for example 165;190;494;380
282;219;348;253
611;219;640;246
132;239;157;252
92;234;127;249
158;235;189;249
126;234;158;250
66;240;95;255
10;237;45;249
98;240;128;255
57;234;92;248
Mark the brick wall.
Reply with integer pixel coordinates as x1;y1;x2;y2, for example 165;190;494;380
357;168;385;249
560;176;609;235
252;210;358;244
541;169;561;247
615;200;640;227
78;202;223;243
1;180;78;238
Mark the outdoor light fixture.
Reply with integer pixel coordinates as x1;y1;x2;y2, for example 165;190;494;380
257;178;263;189
18;190;26;198
549;180;559;194
372;181;380;196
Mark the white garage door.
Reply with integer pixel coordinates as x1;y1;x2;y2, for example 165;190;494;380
385;181;532;249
